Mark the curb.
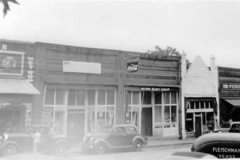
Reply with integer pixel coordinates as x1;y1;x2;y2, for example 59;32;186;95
146;141;194;148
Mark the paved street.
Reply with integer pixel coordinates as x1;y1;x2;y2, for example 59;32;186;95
2;144;192;160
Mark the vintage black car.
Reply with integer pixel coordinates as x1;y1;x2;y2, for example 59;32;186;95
0;127;80;156
214;121;240;133
82;124;147;154
191;132;240;158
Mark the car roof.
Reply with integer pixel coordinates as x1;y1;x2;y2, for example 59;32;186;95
193;133;240;149
231;121;240;124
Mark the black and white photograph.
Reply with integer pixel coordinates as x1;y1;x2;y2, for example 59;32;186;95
0;0;240;159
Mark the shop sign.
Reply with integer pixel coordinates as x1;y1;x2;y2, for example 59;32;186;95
221;83;240;90
141;87;170;91
63;61;101;74
0;50;24;75
27;56;34;83
127;61;138;73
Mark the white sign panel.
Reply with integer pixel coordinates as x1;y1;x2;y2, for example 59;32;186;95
63;61;101;74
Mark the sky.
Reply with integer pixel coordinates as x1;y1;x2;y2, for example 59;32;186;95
0;0;240;67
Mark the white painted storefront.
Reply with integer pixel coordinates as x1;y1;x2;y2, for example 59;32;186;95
181;54;219;139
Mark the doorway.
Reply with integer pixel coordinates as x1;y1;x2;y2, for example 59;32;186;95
195;114;202;137
67;112;85;139
141;108;152;136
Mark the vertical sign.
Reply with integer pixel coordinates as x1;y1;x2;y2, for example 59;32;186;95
27;56;34;83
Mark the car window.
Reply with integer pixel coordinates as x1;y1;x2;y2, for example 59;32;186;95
221;123;230;128
112;127;126;134
231;124;240;129
125;126;138;134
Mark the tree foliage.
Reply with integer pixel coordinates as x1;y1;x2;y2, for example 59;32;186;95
0;0;19;17
147;45;180;56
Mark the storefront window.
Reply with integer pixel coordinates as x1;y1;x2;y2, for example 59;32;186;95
164;92;170;104
76;90;85;106
132;91;140;104
107;90;115;105
106;107;114;127
88;89;95;105
56;89;65;105
98;90;106;105
155;92;162;104
68;89;76;106
87;111;95;133
155;106;162;123
171;92;177;104
142;91;151;104
54;111;65;135
88;88;116;133
97;108;106;132
125;91;140;127
45;88;54;105
68;89;85;106
164;106;170;128
42;112;53;128
171;106;177;127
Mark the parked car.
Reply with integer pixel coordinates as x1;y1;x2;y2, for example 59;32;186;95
82;124;147;154
0;127;80;156
214;121;240;133
191;132;240;158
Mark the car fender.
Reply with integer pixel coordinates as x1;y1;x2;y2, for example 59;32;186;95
132;136;145;144
0;141;20;151
93;139;111;148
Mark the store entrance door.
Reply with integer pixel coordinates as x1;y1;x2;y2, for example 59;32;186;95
141;108;152;136
67;112;85;139
195;114;202;138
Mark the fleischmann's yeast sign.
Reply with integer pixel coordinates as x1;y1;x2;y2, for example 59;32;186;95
0;50;24;76
212;147;240;158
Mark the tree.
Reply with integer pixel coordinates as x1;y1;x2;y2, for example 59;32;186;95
0;0;19;17
147;45;180;56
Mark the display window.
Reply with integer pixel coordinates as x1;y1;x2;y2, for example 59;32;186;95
125;89;179;136
43;86;116;136
125;91;140;127
185;99;216;136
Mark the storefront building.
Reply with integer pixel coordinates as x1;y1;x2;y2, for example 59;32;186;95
181;55;218;139
125;54;181;138
218;67;240;123
0;41;40;133
0;40;181;139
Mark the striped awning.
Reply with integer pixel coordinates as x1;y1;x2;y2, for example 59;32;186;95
0;79;40;94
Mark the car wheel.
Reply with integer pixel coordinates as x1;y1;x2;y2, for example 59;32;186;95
55;142;68;154
134;140;142;151
2;144;18;156
94;142;107;154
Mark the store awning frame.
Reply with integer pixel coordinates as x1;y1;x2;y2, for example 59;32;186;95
224;99;240;107
0;79;40;94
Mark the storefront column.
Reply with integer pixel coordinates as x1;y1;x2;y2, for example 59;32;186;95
181;53;186;139
116;53;125;124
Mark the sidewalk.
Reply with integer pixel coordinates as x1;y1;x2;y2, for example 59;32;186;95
67;137;195;153
146;137;195;148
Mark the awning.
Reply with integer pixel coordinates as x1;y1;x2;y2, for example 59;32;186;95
224;99;240;107
0;79;40;94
